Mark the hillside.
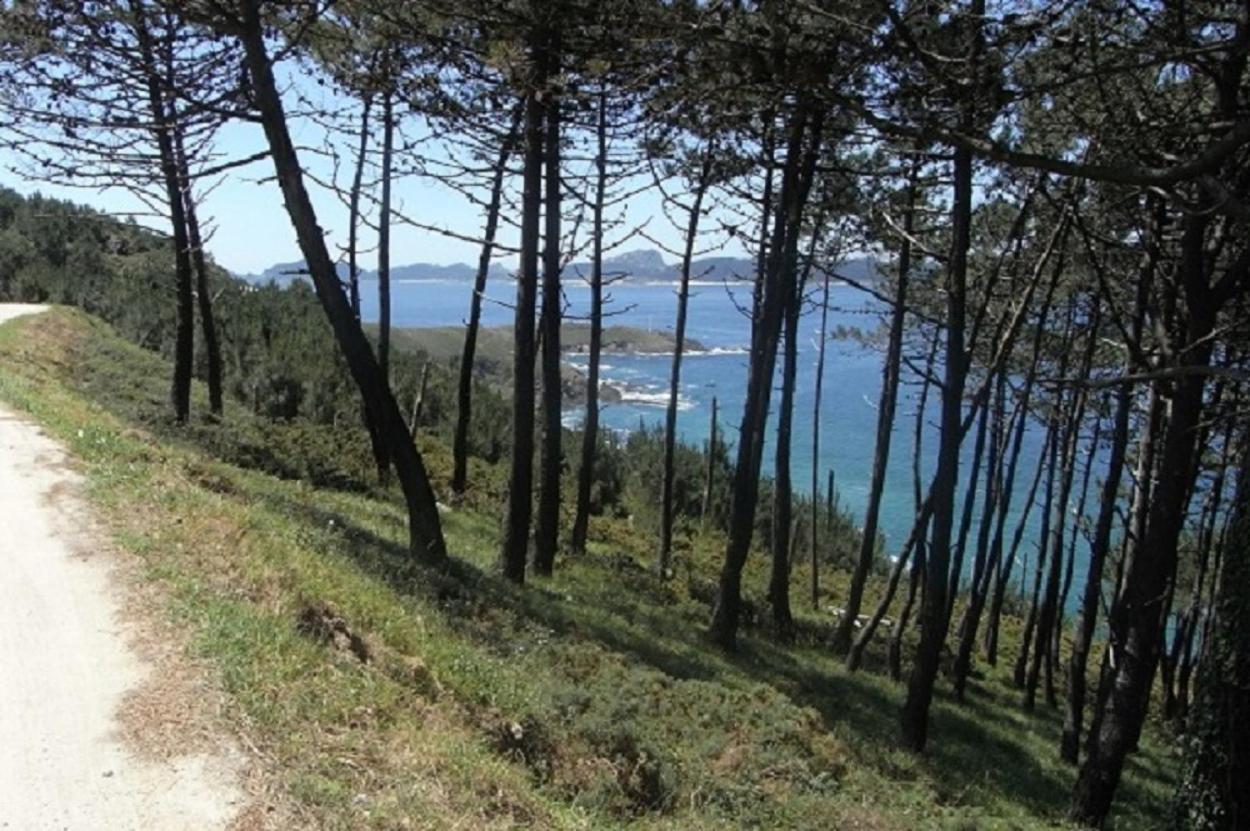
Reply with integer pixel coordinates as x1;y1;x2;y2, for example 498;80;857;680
0;308;1175;830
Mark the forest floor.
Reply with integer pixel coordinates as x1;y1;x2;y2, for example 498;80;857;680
0;305;250;830
0;306;1179;829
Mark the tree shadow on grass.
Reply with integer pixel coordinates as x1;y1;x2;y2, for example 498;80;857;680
250;487;1169;826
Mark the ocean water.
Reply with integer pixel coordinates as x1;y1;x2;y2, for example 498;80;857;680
362;276;1087;605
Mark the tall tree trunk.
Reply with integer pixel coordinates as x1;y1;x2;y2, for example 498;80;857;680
347;97;371;320
1016;418;1060;689
658;152;713;575
172;117;223;419
768;229;817;638
1070;213;1217;827
533;41;563;577
1026;309;1097;711
847;320;939;669
946;395;990;624
453;105;520;497
810;270;832;609
374;89;396;482
499;35;547;584
571;91;606;554
709;106;820;649
133;5;193;423
832;172;914;653
1171;434;1249;831
235;1;446;563
899;129;973;753
1062;378;1133;762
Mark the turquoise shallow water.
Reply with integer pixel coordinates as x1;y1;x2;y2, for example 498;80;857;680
362;276;1090;606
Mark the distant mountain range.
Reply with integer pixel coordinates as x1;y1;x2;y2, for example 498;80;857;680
243;248;879;287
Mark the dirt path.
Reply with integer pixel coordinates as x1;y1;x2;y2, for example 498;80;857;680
0;304;246;830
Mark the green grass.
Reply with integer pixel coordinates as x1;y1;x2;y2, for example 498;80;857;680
0;307;1176;829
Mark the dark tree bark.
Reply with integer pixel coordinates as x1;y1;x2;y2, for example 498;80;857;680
234;1;446;563
347;98;371;320
768;229;817;638
832;172;914;653
709;105;821;649
570;91;606;554
133;5;193;423
1171;437;1249;831
658;152;713;575
533;38;563;577
373;89;396;482
1015;416;1061;689
1026;308;1098;710
701;396;719;531
810;268;832;609
453;105;521;497
847;319;939;669
499;37;547;584
899;136;973;751
172;119;222;419
1062;374;1133;762
1071;213;1219;827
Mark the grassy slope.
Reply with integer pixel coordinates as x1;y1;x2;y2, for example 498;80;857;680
0;308;1175;830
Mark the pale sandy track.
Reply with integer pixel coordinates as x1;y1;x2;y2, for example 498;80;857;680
0;304;245;830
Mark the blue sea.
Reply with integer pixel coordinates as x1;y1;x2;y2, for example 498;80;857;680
361;276;1087;606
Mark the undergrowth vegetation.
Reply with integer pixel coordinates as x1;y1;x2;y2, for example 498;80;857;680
0;308;1176;829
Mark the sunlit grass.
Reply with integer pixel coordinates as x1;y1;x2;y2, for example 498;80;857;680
0;307;1176;829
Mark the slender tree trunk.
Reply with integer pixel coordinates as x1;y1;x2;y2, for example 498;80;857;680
533;42;563;577
1016;418;1060;688
347;98;371;320
899;131;973;753
453;106;520;496
500;35;547;584
659;152;713;575
172;120;223;419
832;173;913;653
1070;213;1218;827
409;361;430;435
570;92;607;554
709;106;821;649
947;397;990;624
1062;378;1132;762
373;90;396;481
890;536;925;682
1172;435;1249;831
810;270;831;609
701;396;719;530
768;229;817;637
133;7;192;423
235;2;446;563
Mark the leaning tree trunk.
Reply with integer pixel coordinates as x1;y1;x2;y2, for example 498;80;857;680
499;37;547;584
533;42;563;578
453;105;521;496
235;1;446;563
1171;435;1249;831
1061;375;1132;763
832;174;913;653
658;152;713;575
571;90;606;554
1070;213;1218;827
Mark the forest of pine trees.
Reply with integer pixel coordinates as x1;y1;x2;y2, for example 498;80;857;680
1;1;1249;828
